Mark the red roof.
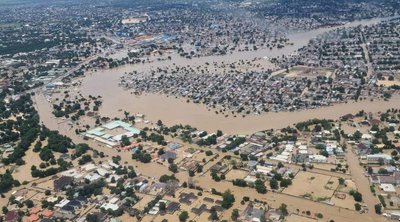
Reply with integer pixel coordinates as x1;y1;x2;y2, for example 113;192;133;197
41;209;54;218
25;214;39;222
29;208;40;214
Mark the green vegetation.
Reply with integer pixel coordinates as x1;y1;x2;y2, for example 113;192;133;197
355;203;362;211
270;178;279;190
295;119;333;131
254;179;267;194
231;209;240;221
349;190;363;202
1;94;40;165
223;137;246;150
159;174;178;183
378;195;386;207
78;154;92;165
0;170;19;194
168;163;178;173
221;190;235;209
132;149;152;163
232;179;247;187
179;211;189;221
121;135;131;146
279;203;289;216
374;204;382;214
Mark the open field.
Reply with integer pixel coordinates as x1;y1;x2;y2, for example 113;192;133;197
283;171;338;201
275;66;335;78
331;192;356;209
224;169;249;181
377;80;400;87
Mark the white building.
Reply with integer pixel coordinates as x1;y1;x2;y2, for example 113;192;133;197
366;154;392;163
309;154;327;163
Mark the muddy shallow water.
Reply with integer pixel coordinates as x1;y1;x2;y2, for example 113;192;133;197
37;16;400;135
76;67;400;135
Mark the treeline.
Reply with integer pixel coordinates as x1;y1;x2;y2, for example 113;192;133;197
295;119;333;131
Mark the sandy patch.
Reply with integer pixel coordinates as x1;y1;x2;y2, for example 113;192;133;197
283;171;338;201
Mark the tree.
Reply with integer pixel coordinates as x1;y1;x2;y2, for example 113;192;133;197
353;131;362;140
132;152;151;163
273;173;282;181
121;135;131;147
78;154;92;165
169;164;178;173
270;178;279;190
25;199;34;208
0;170;17;194
159;174;177;183
232;179;247;187
315;213;323;219
33;141;42;152
179;211;189;221
39;147;54;161
355;203;361;211
378;158;385;166
367;167;373;174
374;204;382;214
279;203;288;216
2;206;8;214
210;207;219;221
205;150;213;156
338;178;345;185
159;202;166;212
255;179;267;193
86;214;100;222
371;125;380;132
320;150;329;157
384;92;391;99
74;143;90;157
280;179;292;188
378;168;388;174
221;190;235;209
351;191;363;202
158;148;165;156
231;209;239;221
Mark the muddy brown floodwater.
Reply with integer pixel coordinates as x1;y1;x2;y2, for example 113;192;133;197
77;66;400;135
36;16;400;135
